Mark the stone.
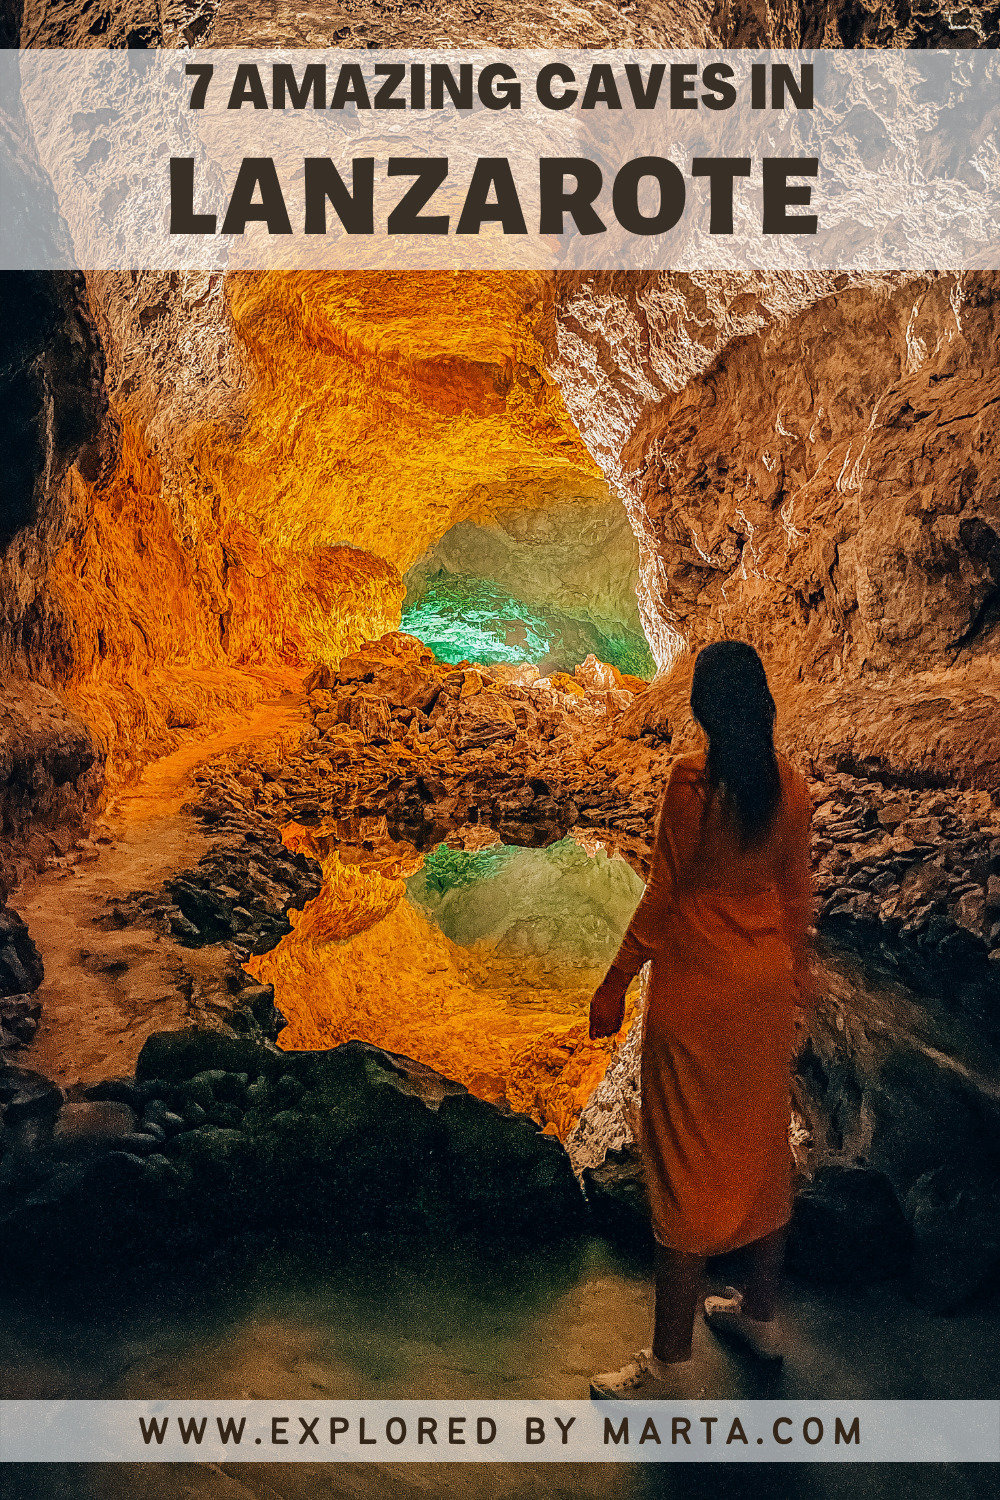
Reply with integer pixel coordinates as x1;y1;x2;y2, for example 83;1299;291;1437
170;1126;252;1169
348;695;392;744
787;1165;911;1284
456;694;517;750
82;1076;144;1111
436;1090;585;1237
581;1145;651;1248
575;654;622;691
0;1067;64;1127
135;1029;275;1085
0;994;41;1049
877;801;910;830
52;1101;138;1144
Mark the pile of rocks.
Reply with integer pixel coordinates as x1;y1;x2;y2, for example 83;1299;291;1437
0;906;44;1057
808;769;1000;1032
0;1029;586;1279
293;634;654;841
188;634;660;853
106;800;323;969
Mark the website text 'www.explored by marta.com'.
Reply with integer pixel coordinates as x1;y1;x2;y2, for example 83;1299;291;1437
1;1400;997;1463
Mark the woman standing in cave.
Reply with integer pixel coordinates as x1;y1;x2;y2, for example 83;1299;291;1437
588;640;813;1398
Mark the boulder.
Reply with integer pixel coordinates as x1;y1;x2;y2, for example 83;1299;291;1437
0;1066;64;1127
232;982;287;1040
0;907;43;996
0;994;41;1050
905;1164;1000;1313
348;695;392;744
787;1164;911;1283
488;663;540;688
135;1028;276;1085
303;662;336;692
53;1101;138;1145
83;1075;145;1111
574;654;623;692
436;1090;585;1237
456;693;517;750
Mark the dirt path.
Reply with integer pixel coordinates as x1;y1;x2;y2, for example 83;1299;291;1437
13;695;306;1091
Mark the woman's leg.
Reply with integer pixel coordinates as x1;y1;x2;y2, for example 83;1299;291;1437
702;1227;787;1362
737;1226;786;1321
652;1243;705;1363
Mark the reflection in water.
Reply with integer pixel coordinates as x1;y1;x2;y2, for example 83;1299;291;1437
248;830;645;1136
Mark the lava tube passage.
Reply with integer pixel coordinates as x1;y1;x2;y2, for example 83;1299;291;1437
1;20;999;1481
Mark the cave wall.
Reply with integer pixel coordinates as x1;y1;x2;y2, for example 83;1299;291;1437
710;0;999;48
4;0;999;824
1;260;612;804
551;269;1000;790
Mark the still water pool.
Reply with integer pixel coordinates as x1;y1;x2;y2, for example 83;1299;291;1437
248;831;645;1136
0;1235;995;1500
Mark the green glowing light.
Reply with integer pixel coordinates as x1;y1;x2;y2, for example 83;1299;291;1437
401;576;654;677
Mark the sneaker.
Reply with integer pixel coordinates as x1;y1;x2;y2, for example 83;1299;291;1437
589;1348;688;1400
703;1287;784;1363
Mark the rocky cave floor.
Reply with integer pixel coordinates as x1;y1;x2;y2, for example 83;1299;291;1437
0;633;999;1370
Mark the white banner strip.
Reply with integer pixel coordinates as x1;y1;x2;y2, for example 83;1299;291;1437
2;48;999;271
1;1400;997;1462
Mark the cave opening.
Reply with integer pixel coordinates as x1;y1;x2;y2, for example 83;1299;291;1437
0;267;665;1149
400;501;656;680
196;270;663;1135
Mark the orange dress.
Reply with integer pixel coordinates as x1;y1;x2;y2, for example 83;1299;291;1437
607;751;813;1256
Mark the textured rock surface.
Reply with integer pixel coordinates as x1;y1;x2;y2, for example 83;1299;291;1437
712;0;999;48
402;498;654;676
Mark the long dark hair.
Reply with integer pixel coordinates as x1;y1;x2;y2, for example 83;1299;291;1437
690;641;781;847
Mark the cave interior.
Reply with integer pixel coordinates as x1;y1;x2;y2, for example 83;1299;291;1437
2;259;999;1306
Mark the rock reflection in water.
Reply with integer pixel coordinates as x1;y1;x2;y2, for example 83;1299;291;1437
246;823;645;1137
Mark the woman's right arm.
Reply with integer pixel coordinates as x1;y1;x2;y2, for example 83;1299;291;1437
589;768;690;1038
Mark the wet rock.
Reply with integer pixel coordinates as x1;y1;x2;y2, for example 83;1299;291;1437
905;1164;1000;1313
787;1164;911;1284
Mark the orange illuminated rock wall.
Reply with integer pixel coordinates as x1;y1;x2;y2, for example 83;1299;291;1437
12;269;605;790
247;827;634;1138
207;271;607;579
